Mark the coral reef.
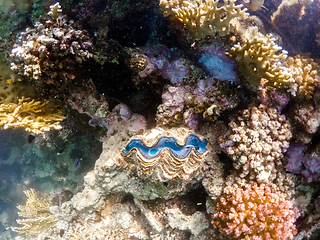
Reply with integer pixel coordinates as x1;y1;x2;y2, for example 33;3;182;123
283;54;320;99
220;104;292;183
11;189;58;235
0;96;65;134
212;184;299;240
160;0;249;40
286;141;320;181
156;78;240;128
10;3;92;94
226;28;293;88
0;0;320;239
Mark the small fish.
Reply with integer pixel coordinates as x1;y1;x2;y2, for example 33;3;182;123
0;195;11;203
6;79;11;84
243;0;267;11
76;160;80;167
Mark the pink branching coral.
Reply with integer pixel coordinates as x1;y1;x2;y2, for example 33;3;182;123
212;184;299;240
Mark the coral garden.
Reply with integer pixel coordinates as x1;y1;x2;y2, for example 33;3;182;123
0;0;320;239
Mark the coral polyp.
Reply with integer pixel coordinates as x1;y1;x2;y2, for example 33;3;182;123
121;128;208;181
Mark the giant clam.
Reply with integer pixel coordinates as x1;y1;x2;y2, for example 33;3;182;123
121;127;208;182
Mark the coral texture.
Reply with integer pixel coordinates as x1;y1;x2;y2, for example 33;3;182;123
156;78;239;128
160;0;248;40
10;5;92;91
226;28;293;87
220;104;292;183
283;54;320;99
212;184;299;240
0;96;65;134
286;141;320;181
11;189;58;235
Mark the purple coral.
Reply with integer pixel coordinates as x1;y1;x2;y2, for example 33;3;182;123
196;45;240;84
156;78;239;129
285;141;320;181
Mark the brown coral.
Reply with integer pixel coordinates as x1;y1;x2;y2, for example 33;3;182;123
212;184;299;240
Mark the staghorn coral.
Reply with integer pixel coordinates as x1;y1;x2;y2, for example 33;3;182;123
47;2;62;22
160;0;249;40
220;104;292;183
0;96;65;134
283;54;320;99
212;184;299;240
226;28;294;88
120;127;208;182
11;189;58;235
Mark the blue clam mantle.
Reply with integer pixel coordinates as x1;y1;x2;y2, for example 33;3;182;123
121;134;208;159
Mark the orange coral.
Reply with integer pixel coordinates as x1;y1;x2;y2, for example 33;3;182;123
212;184;299;240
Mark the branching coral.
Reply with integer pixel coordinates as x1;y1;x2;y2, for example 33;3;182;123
283;54;320;99
11;189;58;235
212;184;299;240
220;104;292;183
0;96;65;134
47;2;62;21
160;0;249;40
226;28;294;87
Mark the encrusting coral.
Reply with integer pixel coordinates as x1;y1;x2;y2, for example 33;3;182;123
226;28;294;88
11;189;58;235
212;184;299;240
0;96;65;134
159;0;249;40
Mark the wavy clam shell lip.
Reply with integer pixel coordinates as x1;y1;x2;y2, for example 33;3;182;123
121;132;208;181
121;133;208;159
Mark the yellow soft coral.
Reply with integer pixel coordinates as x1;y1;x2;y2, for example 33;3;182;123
11;189;58;235
0;96;65;134
160;0;248;40
283;54;320;99
226;28;294;87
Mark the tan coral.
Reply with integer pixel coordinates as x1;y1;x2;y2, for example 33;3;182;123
160;0;249;40
220;104;292;184
11;189;58;235
226;28;293;87
0;96;65;134
283;54;320;99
